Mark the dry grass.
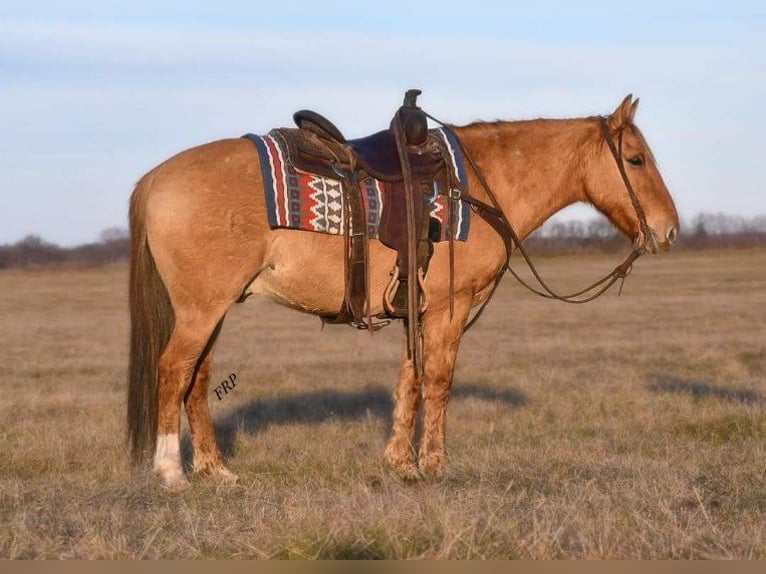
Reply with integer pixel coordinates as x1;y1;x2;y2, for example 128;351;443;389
0;248;764;559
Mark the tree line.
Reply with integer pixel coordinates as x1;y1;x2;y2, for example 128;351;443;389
525;213;766;255
1;213;765;269
0;227;129;269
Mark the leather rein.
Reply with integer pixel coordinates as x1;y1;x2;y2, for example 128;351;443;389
426;113;650;332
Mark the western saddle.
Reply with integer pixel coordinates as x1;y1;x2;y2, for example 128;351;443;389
277;90;462;366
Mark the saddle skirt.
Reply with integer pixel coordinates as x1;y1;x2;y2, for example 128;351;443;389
243;127;471;243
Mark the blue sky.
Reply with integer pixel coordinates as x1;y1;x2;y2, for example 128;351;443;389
1;1;764;245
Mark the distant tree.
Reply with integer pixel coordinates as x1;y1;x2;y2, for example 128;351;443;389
99;226;129;243
691;214;708;237
18;234;54;248
586;219;617;239
753;215;766;233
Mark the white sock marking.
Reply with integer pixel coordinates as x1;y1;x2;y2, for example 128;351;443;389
153;433;181;475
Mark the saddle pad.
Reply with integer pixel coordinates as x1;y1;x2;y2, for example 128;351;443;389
243;127;470;242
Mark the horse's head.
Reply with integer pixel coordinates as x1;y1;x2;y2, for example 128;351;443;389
585;95;679;254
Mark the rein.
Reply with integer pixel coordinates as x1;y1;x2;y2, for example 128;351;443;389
426;112;649;332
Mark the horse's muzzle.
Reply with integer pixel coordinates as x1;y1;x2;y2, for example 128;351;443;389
644;225;679;254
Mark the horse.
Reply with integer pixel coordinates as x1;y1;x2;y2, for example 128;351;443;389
127;94;679;489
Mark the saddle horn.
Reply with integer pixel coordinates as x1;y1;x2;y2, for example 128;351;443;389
398;89;428;146
403;89;422;108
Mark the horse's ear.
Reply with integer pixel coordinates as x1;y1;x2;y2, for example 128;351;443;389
608;94;634;131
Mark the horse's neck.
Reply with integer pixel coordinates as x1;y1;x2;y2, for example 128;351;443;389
454;118;595;240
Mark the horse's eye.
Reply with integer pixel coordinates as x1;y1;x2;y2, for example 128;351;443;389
627;155;644;167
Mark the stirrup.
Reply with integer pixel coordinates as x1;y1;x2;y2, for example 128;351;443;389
383;266;400;316
383;266;429;317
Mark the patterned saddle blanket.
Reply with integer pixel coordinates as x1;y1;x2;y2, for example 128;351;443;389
243;127;471;242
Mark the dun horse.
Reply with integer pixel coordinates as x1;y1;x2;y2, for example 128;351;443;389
128;95;679;489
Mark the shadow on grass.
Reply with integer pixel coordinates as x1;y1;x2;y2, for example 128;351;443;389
208;383;526;459
647;373;762;405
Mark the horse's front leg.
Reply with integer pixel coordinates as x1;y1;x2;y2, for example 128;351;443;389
384;341;422;480
384;296;470;479
418;297;471;477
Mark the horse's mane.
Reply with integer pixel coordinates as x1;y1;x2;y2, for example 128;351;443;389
456;116;657;164
458;116;598;129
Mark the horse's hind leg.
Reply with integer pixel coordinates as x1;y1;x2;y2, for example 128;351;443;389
183;320;237;482
154;308;227;490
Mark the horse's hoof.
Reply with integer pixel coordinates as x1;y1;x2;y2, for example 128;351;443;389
194;460;239;484
207;467;239;484
157;470;191;491
394;463;423;482
418;454;447;479
385;457;422;481
384;449;421;481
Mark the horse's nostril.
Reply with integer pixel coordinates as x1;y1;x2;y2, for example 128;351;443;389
667;226;678;244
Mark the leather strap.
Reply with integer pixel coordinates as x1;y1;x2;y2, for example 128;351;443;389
345;170;371;327
599;116;650;247
392;108;424;372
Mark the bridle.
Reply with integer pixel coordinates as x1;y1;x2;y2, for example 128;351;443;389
425;112;651;331
599;116;652;251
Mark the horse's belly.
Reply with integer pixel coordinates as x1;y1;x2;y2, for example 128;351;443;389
245;230;397;316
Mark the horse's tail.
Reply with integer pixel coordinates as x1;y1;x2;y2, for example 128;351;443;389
127;175;175;465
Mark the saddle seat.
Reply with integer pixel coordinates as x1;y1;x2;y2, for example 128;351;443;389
349;129;442;181
292;110;444;181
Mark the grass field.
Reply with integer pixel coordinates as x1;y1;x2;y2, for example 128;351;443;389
0;248;764;559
